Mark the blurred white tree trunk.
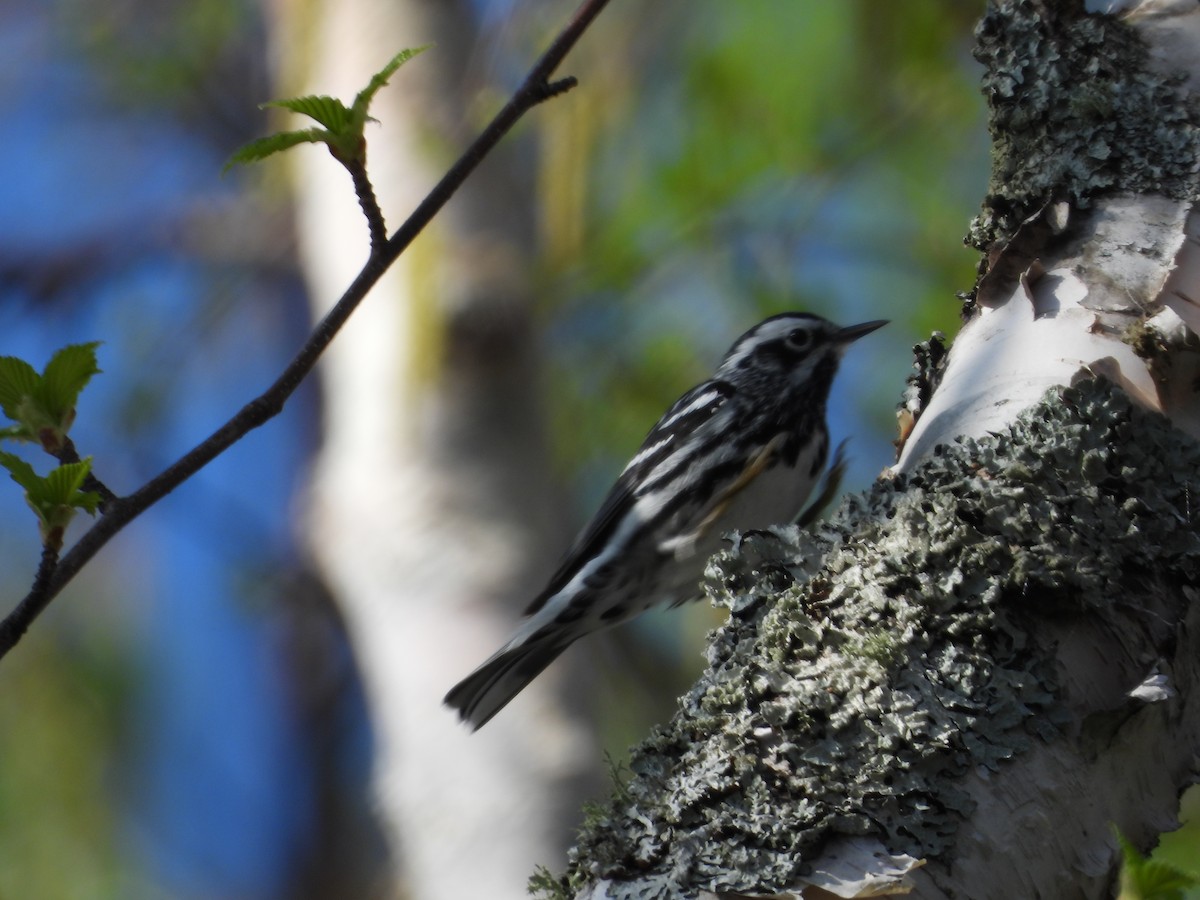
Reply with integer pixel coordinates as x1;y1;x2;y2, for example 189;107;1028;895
265;0;596;895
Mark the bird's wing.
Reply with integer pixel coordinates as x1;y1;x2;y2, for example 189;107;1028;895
656;430;785;560
523;380;735;616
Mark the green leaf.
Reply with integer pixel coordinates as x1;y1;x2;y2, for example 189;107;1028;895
0;452;100;548
44;461;101;515
224;128;332;171
0;451;40;494
264;95;353;132
1119;832;1200;900
39;342;101;423
0;343;101;449
225;45;430;172
351;45;432;121
0;357;41;423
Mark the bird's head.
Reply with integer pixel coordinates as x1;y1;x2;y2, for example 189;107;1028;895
715;313;887;399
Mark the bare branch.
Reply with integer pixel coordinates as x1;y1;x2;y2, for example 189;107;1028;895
0;545;59;652
346;156;388;254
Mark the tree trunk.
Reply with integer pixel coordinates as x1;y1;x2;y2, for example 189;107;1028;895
265;0;596;895
556;2;1200;898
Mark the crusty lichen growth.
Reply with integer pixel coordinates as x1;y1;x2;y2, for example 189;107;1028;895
967;0;1200;253
537;380;1200;900
896;331;948;458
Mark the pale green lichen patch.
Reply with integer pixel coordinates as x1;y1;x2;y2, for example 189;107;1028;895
541;380;1200;900
968;1;1200;252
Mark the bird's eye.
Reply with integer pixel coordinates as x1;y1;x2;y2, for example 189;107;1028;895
785;328;814;352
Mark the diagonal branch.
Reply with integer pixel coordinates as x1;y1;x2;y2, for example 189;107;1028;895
0;0;614;661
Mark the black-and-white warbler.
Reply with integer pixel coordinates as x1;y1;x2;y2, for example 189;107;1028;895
445;312;887;729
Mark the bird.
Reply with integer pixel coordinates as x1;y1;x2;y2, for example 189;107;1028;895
444;312;887;730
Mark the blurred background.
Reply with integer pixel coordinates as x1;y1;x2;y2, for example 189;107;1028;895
1;1;1192;898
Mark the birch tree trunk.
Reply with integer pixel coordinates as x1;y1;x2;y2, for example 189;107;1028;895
554;2;1200;898
265;0;596;895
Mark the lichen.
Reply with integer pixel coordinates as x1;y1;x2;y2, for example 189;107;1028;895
896;331;948;457
541;379;1200;900
967;0;1200;253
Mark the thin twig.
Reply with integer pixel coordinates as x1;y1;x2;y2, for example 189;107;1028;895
346;155;388;253
0;0;613;662
0;545;58;652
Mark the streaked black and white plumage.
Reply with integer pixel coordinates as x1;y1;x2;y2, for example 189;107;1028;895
445;312;886;729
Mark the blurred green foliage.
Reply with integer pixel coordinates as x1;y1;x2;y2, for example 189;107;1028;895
538;1;988;496
56;0;267;141
1121;815;1200;900
0;627;141;897
1140;786;1200;900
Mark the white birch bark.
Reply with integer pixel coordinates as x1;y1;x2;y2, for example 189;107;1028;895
897;0;1200;467
264;0;595;895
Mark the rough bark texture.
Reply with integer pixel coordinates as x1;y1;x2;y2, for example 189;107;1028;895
966;0;1198;255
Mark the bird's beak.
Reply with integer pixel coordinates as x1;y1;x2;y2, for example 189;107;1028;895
836;319;888;343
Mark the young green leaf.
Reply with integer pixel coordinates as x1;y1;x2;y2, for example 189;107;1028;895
0;342;100;451
224;129;332;171
265;95;353;133
225;45;431;172
39;341;101;423
351;45;432;121
1119;832;1199;900
0;451;41;495
0;452;100;549
44;461;102;516
0;356;42;423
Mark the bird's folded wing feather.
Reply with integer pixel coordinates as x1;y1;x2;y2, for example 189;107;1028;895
523;380;735;616
657;431;784;559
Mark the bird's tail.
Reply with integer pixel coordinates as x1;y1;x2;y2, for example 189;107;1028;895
444;631;573;730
